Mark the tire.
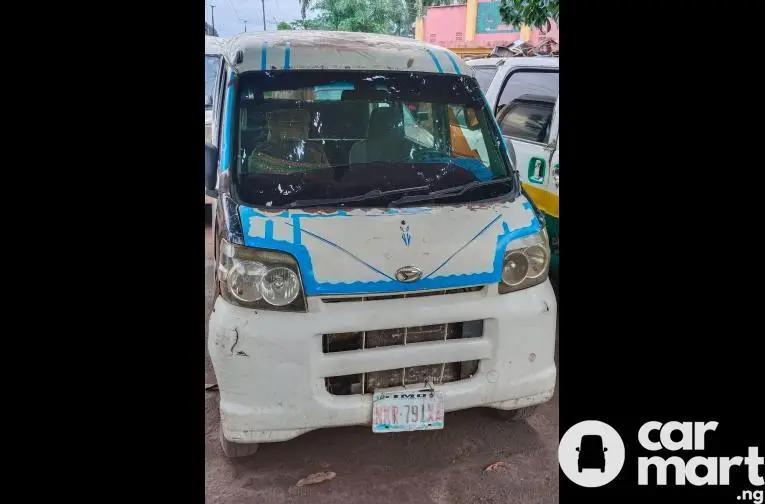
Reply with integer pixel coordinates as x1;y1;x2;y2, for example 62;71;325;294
495;405;538;422
600;467;605;473
578;465;582;473
219;427;259;458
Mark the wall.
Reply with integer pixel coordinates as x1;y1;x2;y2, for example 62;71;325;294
420;0;558;52
422;5;467;46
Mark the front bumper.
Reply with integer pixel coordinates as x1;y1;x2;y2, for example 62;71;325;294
208;280;557;444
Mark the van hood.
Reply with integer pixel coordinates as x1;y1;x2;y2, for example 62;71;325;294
239;199;540;296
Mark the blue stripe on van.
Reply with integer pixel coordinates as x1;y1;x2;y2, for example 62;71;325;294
220;72;236;172
261;42;268;71
284;42;291;69
425;48;444;73
444;50;461;75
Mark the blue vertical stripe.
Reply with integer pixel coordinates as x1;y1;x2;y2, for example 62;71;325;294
261;42;268;71
444;51;461;74
425;48;443;73
220;72;236;173
284;42;291;69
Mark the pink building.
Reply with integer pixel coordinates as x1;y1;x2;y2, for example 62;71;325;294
416;0;558;57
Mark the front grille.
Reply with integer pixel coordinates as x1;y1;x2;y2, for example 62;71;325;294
326;361;479;396
320;286;483;304
323;320;483;395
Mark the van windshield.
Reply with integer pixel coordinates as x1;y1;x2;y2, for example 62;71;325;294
205;55;221;108
231;71;515;208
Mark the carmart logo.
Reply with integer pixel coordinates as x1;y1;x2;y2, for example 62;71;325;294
559;420;764;495
558;420;626;487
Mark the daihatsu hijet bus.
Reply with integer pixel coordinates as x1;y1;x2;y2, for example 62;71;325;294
205;31;557;458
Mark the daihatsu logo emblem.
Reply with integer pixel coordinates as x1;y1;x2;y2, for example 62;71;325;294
395;266;422;283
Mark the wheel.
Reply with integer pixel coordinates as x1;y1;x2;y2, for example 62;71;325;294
578;465;582;473
494;405;538;422
600;466;605;472
219;427;259;458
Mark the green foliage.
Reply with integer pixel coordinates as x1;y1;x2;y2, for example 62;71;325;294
294;0;411;36
499;0;559;32
295;0;469;35
277;21;293;30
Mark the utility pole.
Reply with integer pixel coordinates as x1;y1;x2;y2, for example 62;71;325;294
210;4;216;34
261;0;266;31
243;20;248;32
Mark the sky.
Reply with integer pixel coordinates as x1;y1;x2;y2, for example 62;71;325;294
205;0;311;37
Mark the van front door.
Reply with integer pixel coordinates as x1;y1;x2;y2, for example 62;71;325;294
494;68;559;221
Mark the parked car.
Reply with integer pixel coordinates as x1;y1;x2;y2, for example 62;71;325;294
466;57;559;269
205;31;557;458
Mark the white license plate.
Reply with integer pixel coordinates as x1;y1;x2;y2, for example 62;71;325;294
372;389;444;433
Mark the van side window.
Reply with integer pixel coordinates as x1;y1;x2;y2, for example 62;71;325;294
496;70;558;116
498;99;555;143
214;64;228;148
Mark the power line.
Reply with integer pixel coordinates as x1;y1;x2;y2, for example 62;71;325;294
227;0;241;22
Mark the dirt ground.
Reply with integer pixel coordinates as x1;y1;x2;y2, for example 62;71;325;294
205;221;560;504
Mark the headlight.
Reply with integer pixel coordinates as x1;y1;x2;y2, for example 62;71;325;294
217;239;306;312
499;228;550;294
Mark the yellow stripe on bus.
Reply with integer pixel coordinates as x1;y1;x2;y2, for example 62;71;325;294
522;183;559;219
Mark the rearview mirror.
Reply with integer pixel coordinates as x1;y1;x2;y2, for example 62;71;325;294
205;143;219;195
417;111;430;122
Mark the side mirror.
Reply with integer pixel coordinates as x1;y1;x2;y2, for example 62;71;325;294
417;111;429;122
205;143;219;195
575;447;580;452
603;447;608;452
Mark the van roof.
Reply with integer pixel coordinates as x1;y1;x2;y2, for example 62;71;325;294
205;36;226;56
221;31;472;76
465;56;559;69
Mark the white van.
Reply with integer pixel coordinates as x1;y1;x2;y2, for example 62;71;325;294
205;31;557;458
466;57;559;267
205;36;226;205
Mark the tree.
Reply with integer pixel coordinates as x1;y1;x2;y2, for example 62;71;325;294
499;0;559;32
296;0;410;35
205;21;219;37
299;0;311;20
277;21;293;30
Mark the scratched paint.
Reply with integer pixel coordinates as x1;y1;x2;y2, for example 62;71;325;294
239;200;540;296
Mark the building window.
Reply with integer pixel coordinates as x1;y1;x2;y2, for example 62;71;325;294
456;32;463;42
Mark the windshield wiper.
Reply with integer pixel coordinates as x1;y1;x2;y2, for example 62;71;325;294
388;176;514;206
286;185;430;209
